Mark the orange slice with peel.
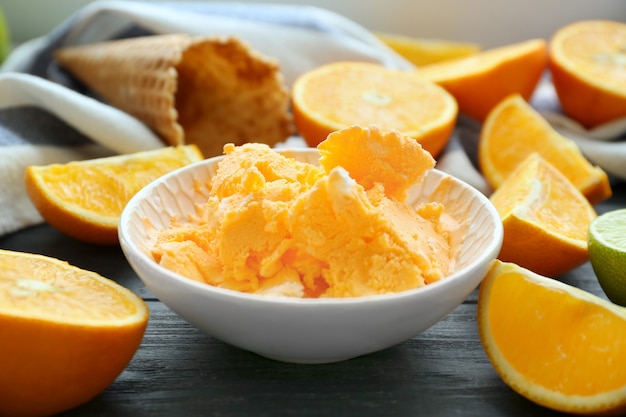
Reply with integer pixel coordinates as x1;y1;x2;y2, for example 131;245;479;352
478;260;626;415
478;93;611;204
291;61;458;157
0;249;148;417
418;38;548;122
25;145;204;244
375;32;481;66
490;153;596;277
549;20;626;128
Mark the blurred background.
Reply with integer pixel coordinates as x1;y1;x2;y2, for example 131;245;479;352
1;0;625;48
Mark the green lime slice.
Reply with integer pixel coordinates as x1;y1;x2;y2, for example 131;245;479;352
588;208;626;306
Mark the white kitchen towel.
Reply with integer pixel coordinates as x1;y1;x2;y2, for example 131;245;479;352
0;0;623;238
0;72;165;236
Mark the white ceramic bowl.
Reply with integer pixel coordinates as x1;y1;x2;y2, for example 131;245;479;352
119;148;503;364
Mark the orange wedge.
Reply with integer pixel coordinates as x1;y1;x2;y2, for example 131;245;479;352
25;145;204;245
478;94;611;204
478;260;626;415
291;61;458;157
418;39;548;122
375;32;481;66
0;249;148;417
549;20;626;128
490;153;596;277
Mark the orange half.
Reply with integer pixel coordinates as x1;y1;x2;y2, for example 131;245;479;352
549;20;626;128
292;61;458;157
0;249;148;417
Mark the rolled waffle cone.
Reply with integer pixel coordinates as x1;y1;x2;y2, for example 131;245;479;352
54;34;293;156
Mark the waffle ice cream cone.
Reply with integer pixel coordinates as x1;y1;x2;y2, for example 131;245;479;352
54;34;293;156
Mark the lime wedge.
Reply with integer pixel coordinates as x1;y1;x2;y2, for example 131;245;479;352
588;208;626;306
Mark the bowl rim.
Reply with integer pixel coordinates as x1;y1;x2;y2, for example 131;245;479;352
119;147;503;306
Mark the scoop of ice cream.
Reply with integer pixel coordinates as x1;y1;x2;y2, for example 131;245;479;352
154;142;322;294
318;125;436;201
150;126;459;298
211;143;323;199
285;167;451;297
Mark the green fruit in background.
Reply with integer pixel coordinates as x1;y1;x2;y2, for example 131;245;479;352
588;208;626;306
0;6;9;63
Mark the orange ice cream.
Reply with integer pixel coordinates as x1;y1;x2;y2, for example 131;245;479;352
151;125;460;298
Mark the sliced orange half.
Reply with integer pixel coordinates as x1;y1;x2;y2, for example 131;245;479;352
291;61;458;157
549;20;626;128
0;249;148;417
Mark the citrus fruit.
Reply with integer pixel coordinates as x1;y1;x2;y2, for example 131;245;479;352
588;208;626;306
549;20;626;128
0;6;9;63
0;249;148;417
417;39;548;122
24;145;204;245
478;93;611;204
375;32;480;66
478;260;626;415
318;125;435;201
291;61;458;157
489;153;597;277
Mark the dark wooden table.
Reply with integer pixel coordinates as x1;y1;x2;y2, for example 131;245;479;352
2;180;625;417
